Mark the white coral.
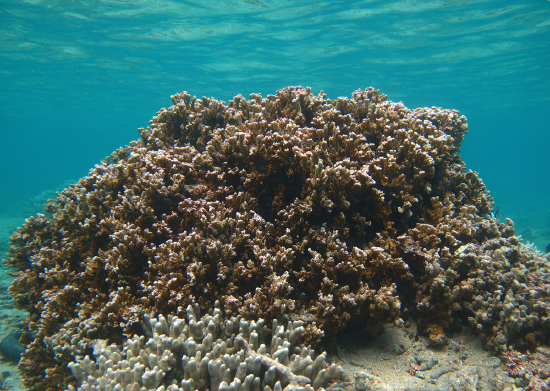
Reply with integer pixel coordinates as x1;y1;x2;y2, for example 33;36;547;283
67;302;342;391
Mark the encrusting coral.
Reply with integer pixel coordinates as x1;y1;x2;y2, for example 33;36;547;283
4;86;550;390
501;348;550;390
67;301;342;391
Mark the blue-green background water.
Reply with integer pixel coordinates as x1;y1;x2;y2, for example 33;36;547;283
0;0;549;249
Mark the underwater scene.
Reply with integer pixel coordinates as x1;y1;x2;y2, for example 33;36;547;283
0;0;549;390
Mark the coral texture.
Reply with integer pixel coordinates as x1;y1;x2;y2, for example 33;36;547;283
502;348;550;390
4;86;550;390
67;302;342;391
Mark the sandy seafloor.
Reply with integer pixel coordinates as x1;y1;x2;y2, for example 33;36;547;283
0;214;546;390
0;217;27;391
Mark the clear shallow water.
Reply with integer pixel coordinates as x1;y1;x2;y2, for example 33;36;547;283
0;0;549;249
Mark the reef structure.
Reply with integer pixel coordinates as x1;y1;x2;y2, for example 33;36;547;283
4;86;550;390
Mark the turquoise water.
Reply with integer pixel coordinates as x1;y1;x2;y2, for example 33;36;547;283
0;0;549;249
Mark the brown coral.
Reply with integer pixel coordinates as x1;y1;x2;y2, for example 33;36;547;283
4;86;550;390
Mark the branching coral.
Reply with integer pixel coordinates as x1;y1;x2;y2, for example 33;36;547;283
67;302;342;391
4;86;549;390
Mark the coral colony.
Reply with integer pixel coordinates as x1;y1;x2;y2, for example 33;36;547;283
4;87;550;390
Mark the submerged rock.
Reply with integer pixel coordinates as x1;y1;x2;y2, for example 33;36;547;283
0;332;23;363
